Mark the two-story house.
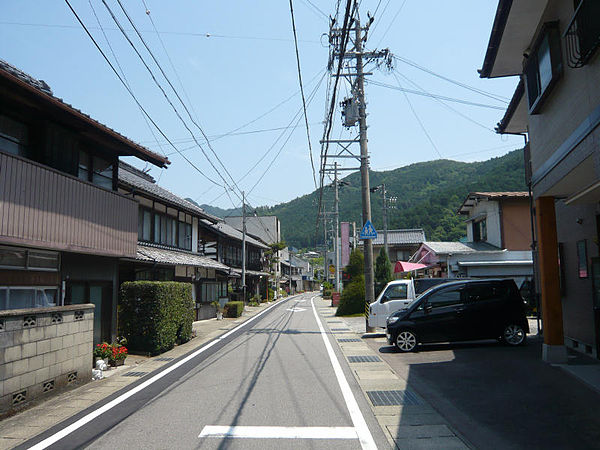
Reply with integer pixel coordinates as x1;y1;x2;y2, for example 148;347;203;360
411;192;533;289
479;0;600;362
117;162;232;322
362;229;426;263
0;59;168;343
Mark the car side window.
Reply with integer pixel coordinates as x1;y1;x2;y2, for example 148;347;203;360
467;283;509;302
381;285;408;303
426;287;464;308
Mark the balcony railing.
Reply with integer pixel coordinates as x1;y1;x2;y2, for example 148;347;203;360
564;0;600;68
0;152;138;257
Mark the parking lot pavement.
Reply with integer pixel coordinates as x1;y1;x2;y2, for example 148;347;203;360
316;299;470;449
329;310;600;450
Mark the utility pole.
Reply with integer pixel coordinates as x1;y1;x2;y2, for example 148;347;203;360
323;213;328;285
383;184;389;257
320;9;390;332
241;191;246;303
355;18;376;332
334;162;340;293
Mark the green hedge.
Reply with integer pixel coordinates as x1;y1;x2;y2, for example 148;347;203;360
336;276;365;316
119;281;194;355
224;301;244;318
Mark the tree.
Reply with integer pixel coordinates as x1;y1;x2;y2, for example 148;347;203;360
346;249;364;280
374;250;393;296
336;249;365;316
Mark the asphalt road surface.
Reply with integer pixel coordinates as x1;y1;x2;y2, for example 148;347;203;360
23;293;388;449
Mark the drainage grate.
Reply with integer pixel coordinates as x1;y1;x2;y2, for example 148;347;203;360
154;357;174;361
12;390;27;405
42;379;55;392
367;390;421;406
74;310;84;320
338;338;361;342
348;355;381;363
123;371;148;377
67;371;78;383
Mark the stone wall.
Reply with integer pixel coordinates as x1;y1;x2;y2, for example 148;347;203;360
0;304;94;415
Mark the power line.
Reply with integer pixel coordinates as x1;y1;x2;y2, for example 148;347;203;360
393;69;496;132
368;79;507;110
298;0;329;20
106;0;242;206
63;0;230;189
392;72;442;159
375;0;407;47
289;0;318;190
0;21;320;43
140;0;201;123
392;55;509;103
87;0;165;158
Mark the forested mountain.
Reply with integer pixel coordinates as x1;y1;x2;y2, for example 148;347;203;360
202;149;527;248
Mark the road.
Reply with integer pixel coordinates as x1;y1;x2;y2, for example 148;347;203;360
22;293;388;449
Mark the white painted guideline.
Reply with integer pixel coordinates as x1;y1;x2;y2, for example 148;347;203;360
286;307;306;312
27;296;297;450
199;426;357;440
310;296;377;450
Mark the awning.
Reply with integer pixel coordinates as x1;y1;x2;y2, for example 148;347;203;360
230;268;271;277
394;261;428;273
135;244;231;272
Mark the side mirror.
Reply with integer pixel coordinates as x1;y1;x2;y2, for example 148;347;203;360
381;294;389;304
424;304;433;314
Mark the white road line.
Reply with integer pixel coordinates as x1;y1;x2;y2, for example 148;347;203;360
199;426;357;439
27;297;292;450
310;296;377;450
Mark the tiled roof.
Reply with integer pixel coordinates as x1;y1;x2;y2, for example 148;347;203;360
210;222;269;249
370;229;425;246
118;163;219;222
0;58;168;168
422;241;500;254
136;243;231;271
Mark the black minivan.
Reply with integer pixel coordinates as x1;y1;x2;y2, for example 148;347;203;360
386;279;529;352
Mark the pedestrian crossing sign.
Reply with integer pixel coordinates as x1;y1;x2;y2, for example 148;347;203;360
359;220;377;240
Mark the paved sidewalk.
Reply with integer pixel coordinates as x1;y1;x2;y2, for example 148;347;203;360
0;298;287;450
315;297;470;449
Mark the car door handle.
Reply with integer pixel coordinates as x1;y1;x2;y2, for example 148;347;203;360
454;307;465;314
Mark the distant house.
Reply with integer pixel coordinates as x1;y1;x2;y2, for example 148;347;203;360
479;0;600;362
198;220;269;306
412;192;533;289
0;59;168;343
224;215;281;292
280;248;316;293
369;229;426;262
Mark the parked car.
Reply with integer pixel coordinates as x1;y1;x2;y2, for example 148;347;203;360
386;279;529;352
368;278;458;328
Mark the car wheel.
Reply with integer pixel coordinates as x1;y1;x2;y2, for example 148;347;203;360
395;330;417;352
502;324;526;346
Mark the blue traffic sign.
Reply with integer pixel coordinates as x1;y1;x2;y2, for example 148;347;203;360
359;220;377;240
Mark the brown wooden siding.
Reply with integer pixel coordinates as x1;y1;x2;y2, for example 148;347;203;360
0;152;137;257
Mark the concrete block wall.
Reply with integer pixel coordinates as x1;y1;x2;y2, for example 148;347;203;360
0;304;94;415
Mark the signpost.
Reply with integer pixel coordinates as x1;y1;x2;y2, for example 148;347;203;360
359;220;377;240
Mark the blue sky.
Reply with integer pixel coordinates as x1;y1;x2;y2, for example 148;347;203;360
1;1;522;210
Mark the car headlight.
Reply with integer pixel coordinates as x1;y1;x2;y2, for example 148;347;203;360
387;316;399;324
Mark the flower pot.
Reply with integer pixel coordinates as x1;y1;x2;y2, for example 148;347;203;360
216;311;223;320
110;358;125;367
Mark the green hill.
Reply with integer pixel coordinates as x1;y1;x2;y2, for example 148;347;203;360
207;149;527;248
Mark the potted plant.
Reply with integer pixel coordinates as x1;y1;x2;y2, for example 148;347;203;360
211;300;224;320
109;343;128;367
93;342;111;366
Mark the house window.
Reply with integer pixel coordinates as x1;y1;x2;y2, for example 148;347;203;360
525;22;562;114
139;208;152;241
92;156;114;189
77;150;114;190
0;115;28;157
473;219;487;242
